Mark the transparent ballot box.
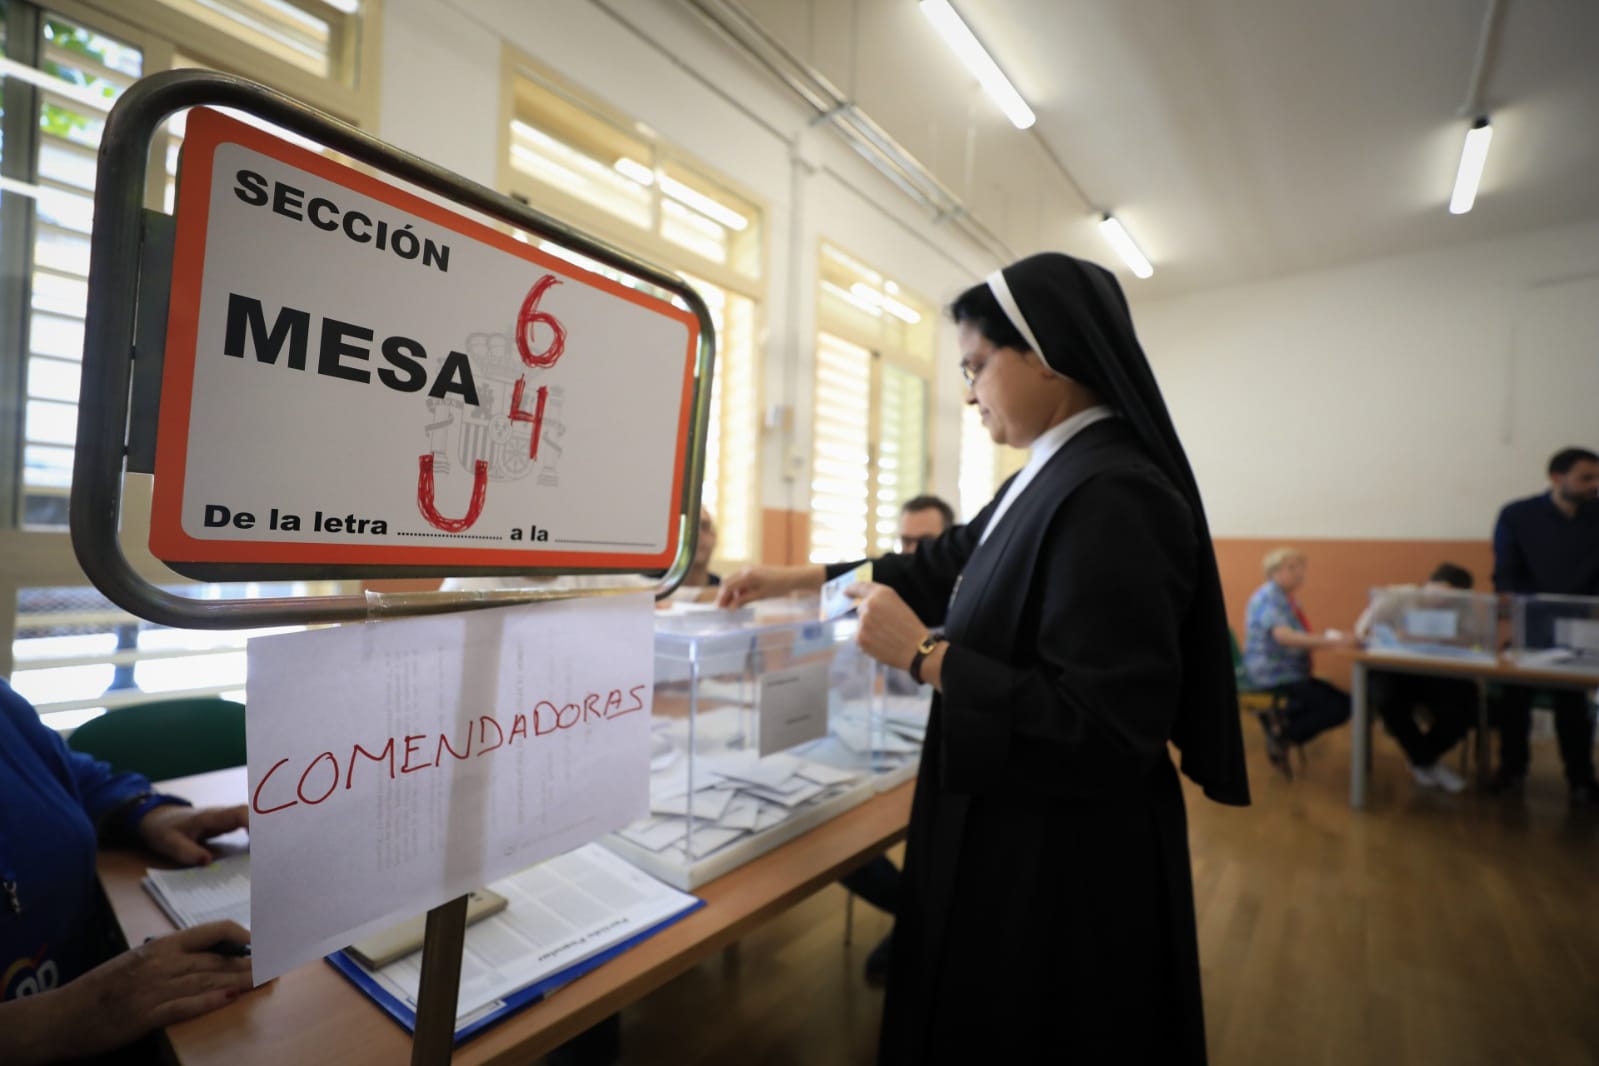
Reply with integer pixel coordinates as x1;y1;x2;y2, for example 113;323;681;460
1510;594;1599;674
790;629;929;793
1361;585;1498;662
601;603;887;890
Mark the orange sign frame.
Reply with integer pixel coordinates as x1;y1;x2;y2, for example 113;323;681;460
149;109;700;573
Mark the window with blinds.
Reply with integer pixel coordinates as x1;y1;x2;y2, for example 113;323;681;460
11;583;317;733
809;333;872;562
3;3;373;530
503;57;763;565
809;244;934;562
958;403;1028;521
148;0;361;81
0;1;377;732
3;12;143;528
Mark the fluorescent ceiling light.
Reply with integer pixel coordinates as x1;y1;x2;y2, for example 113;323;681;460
1449;116;1492;215
918;0;1035;130
1097;214;1153;279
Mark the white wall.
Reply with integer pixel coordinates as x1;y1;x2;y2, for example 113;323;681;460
1135;218;1599;539
376;0;990;527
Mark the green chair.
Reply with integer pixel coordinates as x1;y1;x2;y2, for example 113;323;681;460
68;697;246;782
1230;628;1296;778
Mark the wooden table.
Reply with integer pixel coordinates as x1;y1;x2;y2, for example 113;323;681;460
99;767;913;1064
1348;650;1598;808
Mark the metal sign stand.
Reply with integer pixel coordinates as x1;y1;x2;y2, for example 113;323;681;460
73;70;716;1066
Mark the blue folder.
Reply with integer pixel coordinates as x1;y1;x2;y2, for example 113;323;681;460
325;898;705;1044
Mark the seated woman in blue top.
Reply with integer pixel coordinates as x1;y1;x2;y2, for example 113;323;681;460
1243;547;1357;773
0;678;252;1063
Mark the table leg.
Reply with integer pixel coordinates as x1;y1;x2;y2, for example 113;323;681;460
1351;661;1369;809
1475;682;1491;787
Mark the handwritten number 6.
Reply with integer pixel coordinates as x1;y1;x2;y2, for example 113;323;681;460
516;274;566;368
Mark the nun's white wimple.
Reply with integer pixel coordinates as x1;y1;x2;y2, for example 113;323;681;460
983;268;1055;375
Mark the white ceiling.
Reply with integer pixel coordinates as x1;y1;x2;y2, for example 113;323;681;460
729;0;1599;297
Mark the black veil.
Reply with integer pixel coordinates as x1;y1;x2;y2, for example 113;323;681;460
987;252;1250;806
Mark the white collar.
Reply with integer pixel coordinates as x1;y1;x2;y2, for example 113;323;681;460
977;405;1116;546
1023;404;1116;472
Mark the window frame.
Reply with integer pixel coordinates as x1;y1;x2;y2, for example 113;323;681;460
808;239;937;561
64;0;381;123
0;0;381;697
497;45;768;570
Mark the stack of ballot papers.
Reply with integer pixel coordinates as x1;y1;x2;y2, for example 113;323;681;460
619;748;865;862
144;845;703;1041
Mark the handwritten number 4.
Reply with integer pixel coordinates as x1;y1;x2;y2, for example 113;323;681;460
417;273;566;530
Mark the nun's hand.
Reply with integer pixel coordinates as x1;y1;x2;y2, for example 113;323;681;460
845;583;927;671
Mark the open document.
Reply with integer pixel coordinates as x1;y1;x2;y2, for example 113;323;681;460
327;844;702;1041
143;852;252;931
145;844;701;1042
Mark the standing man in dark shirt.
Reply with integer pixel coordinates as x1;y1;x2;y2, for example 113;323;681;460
1489;446;1599;804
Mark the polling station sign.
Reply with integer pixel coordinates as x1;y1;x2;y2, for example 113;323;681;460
150;108;700;571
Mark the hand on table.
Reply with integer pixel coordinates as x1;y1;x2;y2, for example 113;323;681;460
2;920;252;1064
137;804;248;866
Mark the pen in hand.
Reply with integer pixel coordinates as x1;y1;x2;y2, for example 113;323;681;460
205;939;252;958
144;935;252;957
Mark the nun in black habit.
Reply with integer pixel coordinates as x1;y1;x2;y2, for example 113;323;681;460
718;251;1250;1064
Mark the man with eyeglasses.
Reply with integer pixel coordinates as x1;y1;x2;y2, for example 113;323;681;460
897;495;955;554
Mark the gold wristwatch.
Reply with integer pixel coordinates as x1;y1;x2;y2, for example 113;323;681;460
908;633;944;684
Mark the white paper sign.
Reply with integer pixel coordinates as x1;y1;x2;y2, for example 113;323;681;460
152;108;698;572
243;593;654;983
755;661;830;756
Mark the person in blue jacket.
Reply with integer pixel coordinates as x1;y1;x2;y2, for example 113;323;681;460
0;678;252;1062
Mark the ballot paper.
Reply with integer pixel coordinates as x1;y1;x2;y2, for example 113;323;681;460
649;787;736;821
713;796;761;830
736;779;830;808
245;593;656;985
819;563;872;621
699;750;803;790
832;710;921;754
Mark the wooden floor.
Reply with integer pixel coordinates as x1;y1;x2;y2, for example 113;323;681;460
544;726;1599;1065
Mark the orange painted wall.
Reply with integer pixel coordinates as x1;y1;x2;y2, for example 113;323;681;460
1214;538;1495;689
762;508;811;567
752;517;1497;693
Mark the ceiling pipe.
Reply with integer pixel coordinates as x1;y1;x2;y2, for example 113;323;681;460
679;0;1016;264
1460;0;1506;117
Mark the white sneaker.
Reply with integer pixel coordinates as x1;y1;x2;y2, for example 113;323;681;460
1411;763;1467;794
